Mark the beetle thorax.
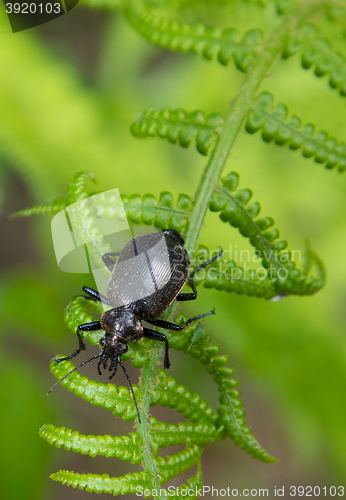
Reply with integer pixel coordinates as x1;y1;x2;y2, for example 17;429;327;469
100;307;143;342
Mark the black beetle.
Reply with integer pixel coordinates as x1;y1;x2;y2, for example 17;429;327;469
49;228;223;422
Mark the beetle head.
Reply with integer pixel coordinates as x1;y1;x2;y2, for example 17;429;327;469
100;308;143;341
99;336;128;372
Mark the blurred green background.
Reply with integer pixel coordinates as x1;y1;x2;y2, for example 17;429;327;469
0;1;346;499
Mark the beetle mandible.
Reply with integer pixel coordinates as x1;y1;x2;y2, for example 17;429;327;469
49;228;223;422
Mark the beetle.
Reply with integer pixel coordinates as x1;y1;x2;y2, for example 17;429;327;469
49;228;223;422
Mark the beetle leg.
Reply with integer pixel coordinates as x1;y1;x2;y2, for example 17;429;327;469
55;321;102;363
143;328;170;369
176;293;196;300
146;309;215;332
82;286;114;307
102;252;120;272
176;248;223;301
97;360;102;376
145;319;181;331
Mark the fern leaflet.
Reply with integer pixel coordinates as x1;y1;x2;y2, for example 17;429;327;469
284;23;346;97
131;107;224;156
124;0;262;72
246;91;346;172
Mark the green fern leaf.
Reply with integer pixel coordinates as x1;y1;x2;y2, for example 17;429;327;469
165;461;202;498
211;170;292;272
208;170;325;296
51;445;202;495
49;357;217;424
9;196;68;218
50;359;141;420
246;91;346;172
121;191;193;232
50;469;151;496
10;171;95;218
39;424;142;464
156;444;203;483
192;243;325;299
124;0;262;72
11;179;193;235
150;417;222;449
152;369;216;424
283;24;346;98
131;107;224;155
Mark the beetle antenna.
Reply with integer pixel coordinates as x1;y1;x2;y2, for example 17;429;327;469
47;353;102;395
118;358;141;424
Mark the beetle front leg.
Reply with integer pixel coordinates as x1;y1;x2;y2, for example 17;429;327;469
143;328;170;369
55;321;102;363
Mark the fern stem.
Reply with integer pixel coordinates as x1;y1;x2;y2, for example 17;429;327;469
137;345;164;496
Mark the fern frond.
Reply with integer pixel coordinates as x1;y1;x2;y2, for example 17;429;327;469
192;243;325;298
50;469;151;496
156;444;203;483
51;445;202;496
12;179;194;235
151;369;216;424
9;196;68;218
49;358;217;424
40;416;218;465
210;170;290;272
283;25;346;99
131;107;224;155
208;170;325;296
246;92;346;172
167;461;202;499
50;359;140;420
124;0;262;72
168;321;276;463
150;417;222;450
67;171;96;202
10;171;94;218
260;1;345;19
121;191;193;232
39;424;142;464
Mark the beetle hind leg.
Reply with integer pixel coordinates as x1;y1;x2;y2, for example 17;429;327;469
146;308;215;333
181;308;215;328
